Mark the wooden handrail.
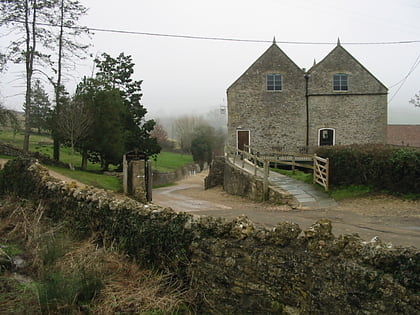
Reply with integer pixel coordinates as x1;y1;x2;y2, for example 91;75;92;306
225;144;329;191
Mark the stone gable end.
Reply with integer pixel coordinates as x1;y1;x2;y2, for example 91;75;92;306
227;42;388;152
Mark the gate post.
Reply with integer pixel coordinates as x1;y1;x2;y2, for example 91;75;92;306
123;151;151;203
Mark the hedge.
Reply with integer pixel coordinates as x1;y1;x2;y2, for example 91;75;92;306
315;144;420;194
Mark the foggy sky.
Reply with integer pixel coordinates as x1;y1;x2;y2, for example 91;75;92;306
1;0;420;124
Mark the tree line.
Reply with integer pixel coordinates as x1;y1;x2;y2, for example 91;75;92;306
0;0;160;170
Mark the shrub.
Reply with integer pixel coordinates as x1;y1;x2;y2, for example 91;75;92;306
316;144;420;194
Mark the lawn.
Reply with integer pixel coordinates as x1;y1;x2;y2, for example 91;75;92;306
48;166;122;192
152;151;194;172
0;130;193;191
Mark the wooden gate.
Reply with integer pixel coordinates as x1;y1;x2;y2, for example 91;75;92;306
313;155;329;191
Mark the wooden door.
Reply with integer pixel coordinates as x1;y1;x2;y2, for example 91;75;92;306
237;130;250;152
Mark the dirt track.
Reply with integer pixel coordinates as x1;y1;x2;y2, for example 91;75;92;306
2;158;418;248
153;171;420;248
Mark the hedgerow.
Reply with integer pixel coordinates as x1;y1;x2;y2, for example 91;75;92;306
315;144;420;194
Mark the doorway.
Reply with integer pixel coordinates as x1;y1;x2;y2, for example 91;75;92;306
319;128;335;146
237;130;250;152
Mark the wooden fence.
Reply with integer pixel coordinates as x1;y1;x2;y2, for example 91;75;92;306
225;145;329;191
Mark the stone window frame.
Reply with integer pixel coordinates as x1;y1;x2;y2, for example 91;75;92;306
266;73;283;91
333;73;349;91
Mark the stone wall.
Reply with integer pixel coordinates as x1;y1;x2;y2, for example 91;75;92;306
307;45;388;146
0;142;69;168
0;157;418;314
227;43;388;152
204;156;225;189
152;162;201;187
227;43;307;152
223;157;296;206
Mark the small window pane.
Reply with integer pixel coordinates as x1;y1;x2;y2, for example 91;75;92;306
267;74;282;91
333;73;348;91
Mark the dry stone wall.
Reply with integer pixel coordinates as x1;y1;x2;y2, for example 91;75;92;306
152;162;200;187
0;157;418;314
222;157;296;206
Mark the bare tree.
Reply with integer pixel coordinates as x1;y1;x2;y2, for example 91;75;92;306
0;102;19;132
51;0;90;161
174;115;206;153
0;0;55;152
56;97;93;170
410;91;420;108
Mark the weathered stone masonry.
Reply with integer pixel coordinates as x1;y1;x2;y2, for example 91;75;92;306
227;41;388;153
1;158;418;314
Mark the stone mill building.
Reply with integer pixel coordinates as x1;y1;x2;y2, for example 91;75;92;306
226;39;388;153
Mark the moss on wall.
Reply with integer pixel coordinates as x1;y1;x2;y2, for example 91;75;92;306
1;158;418;314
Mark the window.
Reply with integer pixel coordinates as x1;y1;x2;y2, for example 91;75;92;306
319;128;335;146
267;73;282;91
333;73;348;91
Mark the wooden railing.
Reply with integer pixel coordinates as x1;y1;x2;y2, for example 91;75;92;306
225;145;329;192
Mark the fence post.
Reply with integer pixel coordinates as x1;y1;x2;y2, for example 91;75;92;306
313;154;317;185
263;159;269;201
292;154;296;174
254;161;257;176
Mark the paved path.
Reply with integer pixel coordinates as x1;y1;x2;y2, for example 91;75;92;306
230;157;337;209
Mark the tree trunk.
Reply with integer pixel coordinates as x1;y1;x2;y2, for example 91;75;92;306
53;0;65;161
81;148;88;170
23;0;36;153
53;137;60;160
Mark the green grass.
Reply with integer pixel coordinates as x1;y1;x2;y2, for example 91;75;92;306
48;166;122;192
153;182;177;189
328;185;373;201
0;130;193;191
271;168;313;184
0;130;104;171
152;151;193;172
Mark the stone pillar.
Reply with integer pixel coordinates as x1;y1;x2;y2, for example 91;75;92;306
127;160;147;203
123;151;151;203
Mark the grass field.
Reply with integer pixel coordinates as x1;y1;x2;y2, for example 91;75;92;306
0;130;193;191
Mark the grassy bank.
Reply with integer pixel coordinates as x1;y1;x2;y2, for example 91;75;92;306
0;130;193;191
0;197;191;313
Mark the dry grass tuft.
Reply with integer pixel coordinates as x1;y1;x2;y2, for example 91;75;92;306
0;198;193;314
56;238;189;314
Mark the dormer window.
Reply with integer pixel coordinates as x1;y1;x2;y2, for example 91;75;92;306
333;73;348;91
267;73;282;91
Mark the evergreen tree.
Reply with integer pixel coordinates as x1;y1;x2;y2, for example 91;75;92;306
75;77;127;170
94;52;161;156
27;79;52;134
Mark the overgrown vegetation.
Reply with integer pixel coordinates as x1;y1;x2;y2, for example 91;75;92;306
0;197;191;314
316;144;420;195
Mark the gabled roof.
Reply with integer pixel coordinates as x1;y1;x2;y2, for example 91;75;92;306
308;42;388;91
227;43;304;91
